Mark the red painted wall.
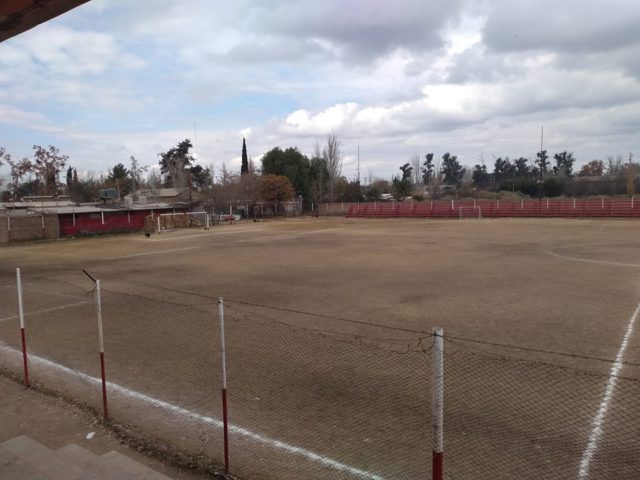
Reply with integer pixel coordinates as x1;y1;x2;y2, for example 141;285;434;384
58;209;172;237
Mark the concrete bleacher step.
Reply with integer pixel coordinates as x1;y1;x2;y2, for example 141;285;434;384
1;435;83;480
1;436;173;480
100;451;173;480
0;445;50;480
56;444;132;480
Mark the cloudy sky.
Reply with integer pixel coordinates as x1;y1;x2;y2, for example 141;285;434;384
1;0;640;181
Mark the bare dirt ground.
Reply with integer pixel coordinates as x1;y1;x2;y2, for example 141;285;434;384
1;217;639;479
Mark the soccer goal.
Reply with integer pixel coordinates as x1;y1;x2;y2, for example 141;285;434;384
459;206;482;220
157;211;210;232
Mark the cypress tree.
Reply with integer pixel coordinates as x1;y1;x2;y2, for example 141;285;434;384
241;137;248;174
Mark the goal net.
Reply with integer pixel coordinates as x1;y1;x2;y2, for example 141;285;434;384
157;212;209;232
458;206;482;220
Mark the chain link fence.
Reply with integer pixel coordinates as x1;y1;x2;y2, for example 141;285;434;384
1;270;639;479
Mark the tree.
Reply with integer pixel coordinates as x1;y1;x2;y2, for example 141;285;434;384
130;156;146;198
535;150;550;176
410;154;421;190
309;155;329;206
32;144;68;196
441;153;465;187
241;137;249;174
259;174;295;212
606;155;625;175
553;151;575;177
159;139;194;188
261;146;311;201
107;163;131;196
392;163;413;199
578;160;604;176
493;157;515;183
422;153;435;185
472;163;490;188
323;134;342;201
190;165;213;188
513;157;530;177
8;156;33;193
0;147;7;182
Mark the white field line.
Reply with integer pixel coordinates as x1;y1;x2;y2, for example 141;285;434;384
104;228;340;260
546;249;640;268
141;226;268;242
0;342;385;480
0;284;88;301
578;301;640;479
0;301;92;323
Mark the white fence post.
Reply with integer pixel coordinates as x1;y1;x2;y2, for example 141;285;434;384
432;327;444;480
16;268;29;387
95;280;108;419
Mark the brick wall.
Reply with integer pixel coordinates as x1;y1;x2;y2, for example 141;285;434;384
0;214;59;244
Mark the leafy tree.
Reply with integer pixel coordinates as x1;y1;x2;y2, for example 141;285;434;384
493;157;515;183
441;153;465;187
472;163;490;188
578;160;605;176
159;139;194;188
108;163;130;182
32;144;68;196
422;153;435;185
553;151;575;177
190;164;213;188
513;157;530;177
261;146;311;201
241;137;249;174
106;162;132;196
392;163;413;199
535;150;550;176
259;174;295;212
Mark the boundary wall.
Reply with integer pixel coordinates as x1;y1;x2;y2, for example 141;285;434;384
344;198;640;219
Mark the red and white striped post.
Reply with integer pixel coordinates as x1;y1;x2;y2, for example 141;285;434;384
95;280;108;420
432;327;444;480
16;268;29;387
218;297;230;474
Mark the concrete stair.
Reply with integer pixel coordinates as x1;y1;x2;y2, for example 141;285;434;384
0;435;173;480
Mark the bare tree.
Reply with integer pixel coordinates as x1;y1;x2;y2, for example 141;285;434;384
32;145;68;196
323;134;342;202
410;153;421;195
606;155;624;175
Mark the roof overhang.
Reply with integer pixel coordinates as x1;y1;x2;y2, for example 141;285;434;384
0;0;90;43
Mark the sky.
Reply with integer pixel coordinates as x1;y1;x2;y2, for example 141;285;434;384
1;0;640;183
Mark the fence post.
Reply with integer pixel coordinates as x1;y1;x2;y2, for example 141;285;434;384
573;197;576;209
95;280;108;419
218;297;230;474
16;268;29;387
432;327;444;480
157;216;161;233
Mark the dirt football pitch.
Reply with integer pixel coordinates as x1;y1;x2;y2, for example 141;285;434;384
1;217;639;479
